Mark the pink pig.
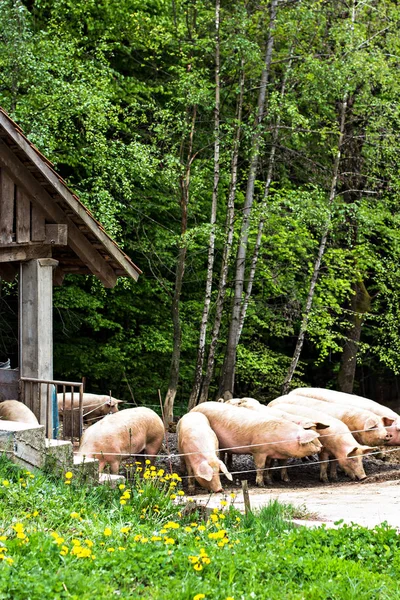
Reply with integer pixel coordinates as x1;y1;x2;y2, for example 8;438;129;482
177;412;232;493
270;394;391;447
191;402;321;487
77;407;164;473
0;400;39;425
273;402;374;482
291;388;400;445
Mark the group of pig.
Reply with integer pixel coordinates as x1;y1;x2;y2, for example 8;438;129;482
0;387;399;495
179;387;400;493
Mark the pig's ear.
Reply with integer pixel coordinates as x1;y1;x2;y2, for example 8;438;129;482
383;417;395;427
218;460;233;481
316;422;330;430
360;446;375;455
364;417;379;431
299;430;319;444
196;461;213;482
347;447;361;458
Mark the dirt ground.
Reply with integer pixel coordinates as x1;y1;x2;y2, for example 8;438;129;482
155;433;400;529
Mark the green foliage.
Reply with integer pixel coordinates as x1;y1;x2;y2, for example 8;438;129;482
1;458;400;599
1;0;400;402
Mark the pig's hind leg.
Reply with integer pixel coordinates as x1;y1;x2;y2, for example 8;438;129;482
253;453;268;487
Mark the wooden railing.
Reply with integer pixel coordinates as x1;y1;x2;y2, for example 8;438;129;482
20;377;84;442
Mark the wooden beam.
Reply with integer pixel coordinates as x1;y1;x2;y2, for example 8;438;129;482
0;245;52;263
16;187;30;243
0;168;14;244
53;266;66;286
45;224;68;246
0;113;140;281
0;140;117;287
31;203;46;241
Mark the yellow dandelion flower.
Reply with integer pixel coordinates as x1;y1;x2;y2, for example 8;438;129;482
164;538;175;545
118;484;126;490
84;540;94;548
230;493;236;499
193;594;206;600
118;546;126;551
64;481;71;485
70;512;80;518
193;563;203;571
177;490;185;496
65;472;73;480
145;459;151;465
107;548;115;552
170;494;177;500
16;532;26;540
2;480;9;487
120;527;130;534
13;523;24;533
140;537;148;543
198;525;206;532
6;557;14;565
103;528;112;536
120;499;127;505
32;511;39;517
220;500;227;507
184;527;193;533
0;536;7;541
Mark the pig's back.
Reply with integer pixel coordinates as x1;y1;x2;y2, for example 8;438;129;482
0;400;39;425
177;412;218;454
80;407;164;452
291;387;398;421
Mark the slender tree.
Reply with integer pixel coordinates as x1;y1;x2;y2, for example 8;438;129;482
220;0;278;396
188;0;221;409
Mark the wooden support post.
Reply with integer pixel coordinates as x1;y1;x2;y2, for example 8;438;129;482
20;258;59;435
241;480;251;515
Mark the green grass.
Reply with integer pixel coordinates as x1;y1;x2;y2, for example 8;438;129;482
0;455;400;600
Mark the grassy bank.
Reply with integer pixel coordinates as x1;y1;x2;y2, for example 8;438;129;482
0;457;399;600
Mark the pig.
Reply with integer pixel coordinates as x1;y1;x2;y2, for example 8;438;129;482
77;407;165;474
270;394;391;447
177;412;233;493
57;392;122;422
225;396;330;482
0;400;39;425
191;402;321;487
291;387;400;445
271;402;374;482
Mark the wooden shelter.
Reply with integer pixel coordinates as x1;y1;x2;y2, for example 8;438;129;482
0;107;141;435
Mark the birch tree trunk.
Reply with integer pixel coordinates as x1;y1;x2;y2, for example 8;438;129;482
281;93;348;394
281;0;358;394
237;53;293;342
194;58;246;406
187;0;221;410
220;0;278;397
164;106;197;425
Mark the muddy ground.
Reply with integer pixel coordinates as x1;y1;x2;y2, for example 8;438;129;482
151;433;400;529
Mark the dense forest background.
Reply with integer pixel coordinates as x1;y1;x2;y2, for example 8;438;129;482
1;0;400;417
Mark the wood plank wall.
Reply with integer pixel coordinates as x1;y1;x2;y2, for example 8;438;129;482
0;167;46;244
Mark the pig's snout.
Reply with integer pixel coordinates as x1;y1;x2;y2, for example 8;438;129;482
385;431;393;441
357;473;367;481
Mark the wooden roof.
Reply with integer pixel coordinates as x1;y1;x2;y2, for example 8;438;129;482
0;107;141;287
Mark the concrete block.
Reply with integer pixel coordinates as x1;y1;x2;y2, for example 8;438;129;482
72;454;99;484
0;421;46;469
44;439;74;475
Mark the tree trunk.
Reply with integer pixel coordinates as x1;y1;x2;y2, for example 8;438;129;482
281;93;348;395
188;0;221;410
220;0;278;397
237;51;293;342
197;57;246;405
337;280;371;393
164;106;197;424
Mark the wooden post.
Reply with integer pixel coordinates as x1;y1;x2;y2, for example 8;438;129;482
20;258;59;434
241;480;251;515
